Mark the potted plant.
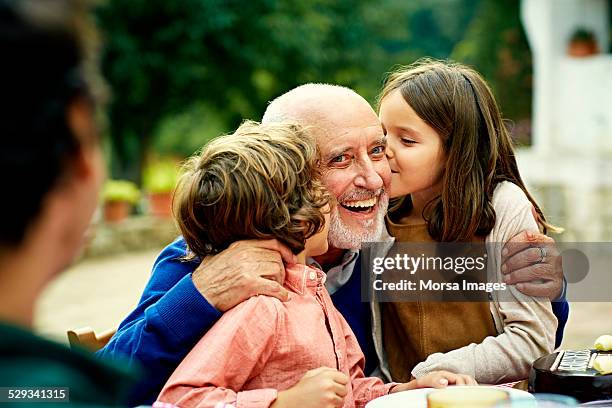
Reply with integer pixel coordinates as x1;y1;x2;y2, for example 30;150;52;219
143;160;179;218
567;28;599;57
101;180;140;223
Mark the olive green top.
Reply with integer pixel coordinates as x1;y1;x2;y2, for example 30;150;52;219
0;321;138;407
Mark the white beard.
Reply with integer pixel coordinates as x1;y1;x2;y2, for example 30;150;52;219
328;193;389;249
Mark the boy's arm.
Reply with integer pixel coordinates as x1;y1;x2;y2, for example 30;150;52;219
97;238;222;405
157;296;283;408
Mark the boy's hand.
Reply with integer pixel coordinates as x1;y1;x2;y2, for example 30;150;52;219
192;239;296;311
390;371;477;393
271;367;348;408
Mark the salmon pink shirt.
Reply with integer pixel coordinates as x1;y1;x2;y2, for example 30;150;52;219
156;264;396;408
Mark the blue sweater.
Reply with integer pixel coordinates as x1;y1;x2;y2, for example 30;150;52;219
99;237;569;406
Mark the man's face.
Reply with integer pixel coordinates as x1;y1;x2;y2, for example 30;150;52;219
317;111;391;250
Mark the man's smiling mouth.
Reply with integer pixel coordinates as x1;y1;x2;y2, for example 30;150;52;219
341;197;377;213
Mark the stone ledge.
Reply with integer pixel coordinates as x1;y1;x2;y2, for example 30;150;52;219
83;216;179;259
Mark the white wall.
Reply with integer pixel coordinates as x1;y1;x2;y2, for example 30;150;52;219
520;0;612;241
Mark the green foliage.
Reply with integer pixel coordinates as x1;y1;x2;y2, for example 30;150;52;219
97;0;430;178
143;159;179;193
98;0;535;175
152;104;225;158
378;0;478;61
609;8;612;53
451;0;533;132
102;180;141;204
570;28;596;43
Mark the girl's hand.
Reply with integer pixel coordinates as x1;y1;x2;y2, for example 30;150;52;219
390;371;477;393
271;367;348;408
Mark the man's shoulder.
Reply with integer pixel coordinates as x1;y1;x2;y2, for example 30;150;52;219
151;236;199;276
0;323;136;406
156;236;190;260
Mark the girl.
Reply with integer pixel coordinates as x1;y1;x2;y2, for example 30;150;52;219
156;121;473;408
373;59;558;384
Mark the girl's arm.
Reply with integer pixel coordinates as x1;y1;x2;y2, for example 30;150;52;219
411;182;557;384
156;295;282;408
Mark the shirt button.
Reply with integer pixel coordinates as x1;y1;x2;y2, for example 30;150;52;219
309;271;317;280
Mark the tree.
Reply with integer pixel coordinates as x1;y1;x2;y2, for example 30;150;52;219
451;0;533;143
98;0;528;179
97;0;414;181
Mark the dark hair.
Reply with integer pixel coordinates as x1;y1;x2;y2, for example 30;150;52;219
174;121;331;258
0;0;101;247
378;58;558;242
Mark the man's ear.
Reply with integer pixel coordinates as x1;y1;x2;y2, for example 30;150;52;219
65;98;97;179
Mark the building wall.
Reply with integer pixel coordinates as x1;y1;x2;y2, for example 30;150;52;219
520;0;611;241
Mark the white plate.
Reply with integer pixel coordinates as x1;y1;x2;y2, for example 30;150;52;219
366;386;534;408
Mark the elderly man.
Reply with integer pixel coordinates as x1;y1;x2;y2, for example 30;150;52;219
99;84;568;406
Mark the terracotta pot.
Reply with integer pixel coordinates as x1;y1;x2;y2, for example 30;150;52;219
567;40;598;57
103;201;131;223
148;191;173;218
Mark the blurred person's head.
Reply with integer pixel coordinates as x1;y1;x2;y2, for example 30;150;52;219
0;0;105;325
262;84;390;251
174;121;332;260
378;59;554;241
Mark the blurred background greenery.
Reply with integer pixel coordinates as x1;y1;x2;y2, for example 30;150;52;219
96;0;533;184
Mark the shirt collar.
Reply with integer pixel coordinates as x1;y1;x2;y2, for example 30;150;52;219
307;249;359;295
283;264;327;296
307;249;359;272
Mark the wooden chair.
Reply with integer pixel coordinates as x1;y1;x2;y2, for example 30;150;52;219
67;327;116;352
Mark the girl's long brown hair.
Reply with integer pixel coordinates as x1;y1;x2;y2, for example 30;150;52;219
378;58;558;242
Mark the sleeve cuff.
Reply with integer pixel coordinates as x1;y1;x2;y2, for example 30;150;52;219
236;388;278;408
382;382;399;396
554;276;568;301
357;382;398;407
411;364;430;380
154;273;222;345
411;355;465;379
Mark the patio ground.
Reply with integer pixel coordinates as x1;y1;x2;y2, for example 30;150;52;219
34;248;612;351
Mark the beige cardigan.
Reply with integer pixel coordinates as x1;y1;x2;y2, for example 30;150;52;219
368;181;557;384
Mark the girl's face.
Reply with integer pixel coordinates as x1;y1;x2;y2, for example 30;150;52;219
379;89;447;199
